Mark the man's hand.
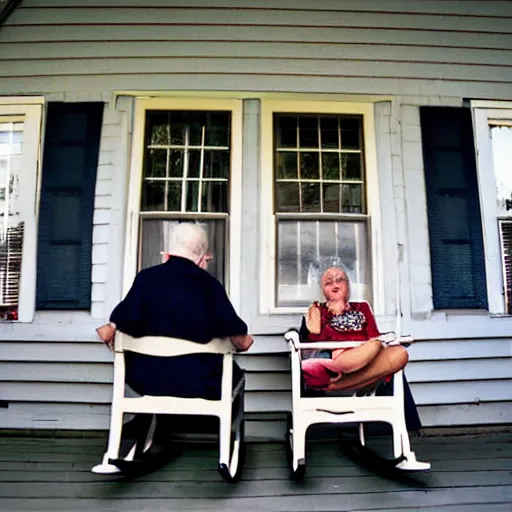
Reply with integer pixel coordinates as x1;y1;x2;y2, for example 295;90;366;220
96;322;117;352
230;334;254;352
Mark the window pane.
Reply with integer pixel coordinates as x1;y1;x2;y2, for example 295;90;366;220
0;119;25;321
276;220;371;307
276;182;300;212
276;152;297;179
341;153;362;180
340;118;362;149
342;183;363;213
167;182;182;211
301;183;321;212
145;149;167;178
142;181;166;211
299;116;319;147
322;153;340;180
204;150;229;179
140;218;227;284
276;116;297;148
188;149;201;178
320;117;339;149
185;180;199;212
169;118;185;146
169;150;183;178
146;112;171;145
491;125;512;218
205;113;230;147
323;183;341;213
202;181;228;213
300;152;319;179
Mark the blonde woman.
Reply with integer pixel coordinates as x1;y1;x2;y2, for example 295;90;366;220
302;266;408;392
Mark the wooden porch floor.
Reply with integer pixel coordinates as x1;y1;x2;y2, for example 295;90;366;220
0;431;511;511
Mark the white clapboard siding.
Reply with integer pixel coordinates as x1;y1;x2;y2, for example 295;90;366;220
1;1;512;436
0;1;511;98
1;335;511;433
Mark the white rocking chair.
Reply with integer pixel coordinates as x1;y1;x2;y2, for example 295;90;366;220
284;304;430;480
91;333;245;482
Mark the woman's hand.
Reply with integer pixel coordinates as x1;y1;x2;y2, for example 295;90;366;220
306;302;322;334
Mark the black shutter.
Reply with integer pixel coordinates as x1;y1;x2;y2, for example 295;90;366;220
420;107;487;310
36;103;104;310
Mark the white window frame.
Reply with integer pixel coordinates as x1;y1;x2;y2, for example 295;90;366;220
0;97;44;323
124;98;243;311
259;100;383;315
472;100;512;315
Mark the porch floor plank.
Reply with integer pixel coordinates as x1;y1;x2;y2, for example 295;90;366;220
0;433;510;511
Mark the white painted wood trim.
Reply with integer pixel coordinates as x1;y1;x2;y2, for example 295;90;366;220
471;103;512;315
471;101;512;110
123;98;243;310
0;102;44;323
259;100;383;315
227;101;243;312
102;97;132;318
0;97;44;106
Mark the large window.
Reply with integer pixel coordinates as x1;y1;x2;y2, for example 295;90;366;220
472;101;512;315
0;98;42;323
493;124;512;313
0;119;24;320
126;99;242;305
261;101;379;313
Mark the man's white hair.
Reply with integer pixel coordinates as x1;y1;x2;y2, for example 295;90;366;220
168;222;208;264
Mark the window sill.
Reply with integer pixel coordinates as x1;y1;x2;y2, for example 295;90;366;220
410;309;512;340
0;311;102;342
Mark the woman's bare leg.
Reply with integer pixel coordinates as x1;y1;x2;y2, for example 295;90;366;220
331;339;382;374
327;346;408;392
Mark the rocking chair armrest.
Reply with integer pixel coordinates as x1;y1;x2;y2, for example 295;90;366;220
292;341;365;351
378;332;415;346
284;328;415;352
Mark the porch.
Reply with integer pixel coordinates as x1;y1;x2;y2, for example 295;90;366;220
0;430;511;511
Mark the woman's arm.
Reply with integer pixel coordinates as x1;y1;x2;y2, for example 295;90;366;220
306;302;322;334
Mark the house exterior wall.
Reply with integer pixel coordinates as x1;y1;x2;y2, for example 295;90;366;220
0;0;511;437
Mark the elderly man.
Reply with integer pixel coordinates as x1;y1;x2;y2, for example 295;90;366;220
98;221;252;402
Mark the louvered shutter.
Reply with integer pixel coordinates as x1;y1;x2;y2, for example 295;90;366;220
36;103;103;310
420;107;487;310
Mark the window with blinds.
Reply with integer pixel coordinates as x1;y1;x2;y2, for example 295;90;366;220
491;123;512;314
0;118;24;320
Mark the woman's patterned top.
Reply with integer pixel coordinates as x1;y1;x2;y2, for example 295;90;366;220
307;301;380;342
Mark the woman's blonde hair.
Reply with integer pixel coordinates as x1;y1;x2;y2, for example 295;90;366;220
320;265;351;301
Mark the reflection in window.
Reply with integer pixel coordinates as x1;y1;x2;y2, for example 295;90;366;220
273;113;370;307
139;111;231;283
491;124;512;218
0;120;24;321
492;123;512;314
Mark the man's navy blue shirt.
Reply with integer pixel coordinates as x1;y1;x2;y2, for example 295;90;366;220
110;256;247;400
